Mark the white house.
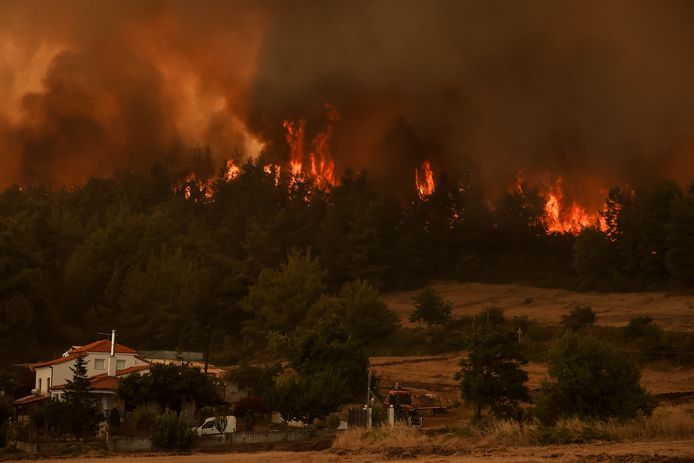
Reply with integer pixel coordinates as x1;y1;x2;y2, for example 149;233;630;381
15;332;150;419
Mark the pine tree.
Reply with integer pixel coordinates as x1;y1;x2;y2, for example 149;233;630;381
455;325;530;422
62;354;101;439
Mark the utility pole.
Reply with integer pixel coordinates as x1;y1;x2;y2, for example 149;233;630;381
204;324;211;374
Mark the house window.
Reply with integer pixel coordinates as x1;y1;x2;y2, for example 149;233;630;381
94;359;105;370
38;378;42;393
47;378;51;390
116;359;126;370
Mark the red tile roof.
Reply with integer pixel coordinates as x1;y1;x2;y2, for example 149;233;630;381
70;340;137;354
32;353;81;368
31;340;138;368
51;364;150;392
89;376;120;391
14;394;50;405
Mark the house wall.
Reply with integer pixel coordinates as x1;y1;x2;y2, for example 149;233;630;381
35;367;52;393
41;352;148;390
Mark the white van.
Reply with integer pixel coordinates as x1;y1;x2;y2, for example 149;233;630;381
193;416;237;436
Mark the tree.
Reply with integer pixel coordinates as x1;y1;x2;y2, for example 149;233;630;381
242;250;326;334
536;332;654;423
119;247;212;349
666;194;694;287
267;319;369;423
306;280;398;343
410;288;452;326
455;325;530;422
561;306;596;331
118;364;221;412
61;355;102;439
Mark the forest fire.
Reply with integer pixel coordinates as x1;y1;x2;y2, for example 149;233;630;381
543;178;600;234
416;161;435;199
282;103;339;188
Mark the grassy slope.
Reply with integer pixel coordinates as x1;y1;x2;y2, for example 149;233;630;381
383;281;694;331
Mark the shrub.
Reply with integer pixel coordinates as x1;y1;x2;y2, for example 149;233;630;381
132;405;158;436
410;288;452;326
536;332;655;423
151;411;195;451
234;395;267;418
561;306;596;331
624;316;654;340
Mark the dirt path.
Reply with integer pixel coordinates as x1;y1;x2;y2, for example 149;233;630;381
4;440;694;462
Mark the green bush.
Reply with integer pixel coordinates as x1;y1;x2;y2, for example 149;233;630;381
151;411;195;451
536;332;655;423
561;306;596;331
132;405;158;436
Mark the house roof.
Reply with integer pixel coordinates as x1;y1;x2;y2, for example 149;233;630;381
31;340;138;369
70;340;137;354
51;364;151;392
14;393;50;405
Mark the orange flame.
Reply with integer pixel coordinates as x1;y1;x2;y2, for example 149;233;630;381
223;159;241;181
263;163;281;186
282;119;305;177
282;103;340;188
415;160;435;198
543;177;598;234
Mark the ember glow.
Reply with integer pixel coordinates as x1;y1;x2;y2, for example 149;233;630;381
416;161;436;199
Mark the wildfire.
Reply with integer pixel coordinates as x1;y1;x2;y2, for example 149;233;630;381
415;160;435;198
282;119;305;177
543;177;599;234
282;103;339;188
223;160;241;181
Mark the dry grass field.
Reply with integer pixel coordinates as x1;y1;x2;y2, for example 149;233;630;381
370;354;694;397
383;281;694;331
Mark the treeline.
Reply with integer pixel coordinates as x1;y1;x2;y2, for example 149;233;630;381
1;158;693;364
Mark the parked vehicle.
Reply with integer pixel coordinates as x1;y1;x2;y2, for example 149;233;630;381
193;415;236;436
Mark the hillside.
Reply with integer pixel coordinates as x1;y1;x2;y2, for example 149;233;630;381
383;281;694;332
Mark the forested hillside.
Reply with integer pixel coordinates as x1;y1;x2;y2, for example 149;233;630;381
1;159;693;364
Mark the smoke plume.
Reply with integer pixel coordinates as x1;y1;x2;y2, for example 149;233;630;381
1;0;694;203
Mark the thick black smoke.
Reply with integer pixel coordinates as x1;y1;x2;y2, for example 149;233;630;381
2;0;694;203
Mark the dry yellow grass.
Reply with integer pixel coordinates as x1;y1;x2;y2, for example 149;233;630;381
467;405;694;446
383;281;694;331
333;423;428;450
331;405;694;453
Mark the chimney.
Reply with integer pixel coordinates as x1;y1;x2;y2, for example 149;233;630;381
107;329;117;377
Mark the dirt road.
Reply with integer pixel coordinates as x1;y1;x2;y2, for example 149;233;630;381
4;440;694;462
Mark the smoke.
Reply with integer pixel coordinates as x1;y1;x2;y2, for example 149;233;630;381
1;0;694;202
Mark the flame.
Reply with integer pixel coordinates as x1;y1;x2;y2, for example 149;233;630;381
309;103;339;188
282;119;305;177
281;103;340;188
543;177;599;234
415;160;435;198
263;163;281;185
224;159;241;181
